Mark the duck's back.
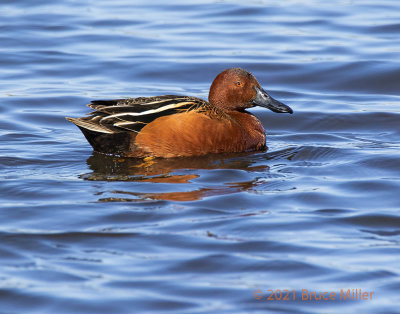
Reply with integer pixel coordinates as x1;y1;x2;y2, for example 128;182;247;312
67;95;208;156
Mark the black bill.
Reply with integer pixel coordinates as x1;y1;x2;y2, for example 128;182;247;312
252;86;293;114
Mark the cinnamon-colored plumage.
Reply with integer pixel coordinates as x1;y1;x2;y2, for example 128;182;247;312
67;68;293;158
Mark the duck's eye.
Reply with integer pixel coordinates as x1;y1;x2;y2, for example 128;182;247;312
236;81;242;87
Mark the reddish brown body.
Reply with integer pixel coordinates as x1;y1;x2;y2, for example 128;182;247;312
132;111;266;158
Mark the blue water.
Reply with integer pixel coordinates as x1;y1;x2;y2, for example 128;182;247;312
1;1;400;313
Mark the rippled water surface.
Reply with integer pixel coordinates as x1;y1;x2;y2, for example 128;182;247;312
1;0;400;313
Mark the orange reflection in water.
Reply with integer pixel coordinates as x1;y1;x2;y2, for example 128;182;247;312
83;152;270;202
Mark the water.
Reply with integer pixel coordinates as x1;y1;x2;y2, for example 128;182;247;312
1;0;400;313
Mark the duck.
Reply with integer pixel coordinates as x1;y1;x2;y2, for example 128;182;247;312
66;68;293;158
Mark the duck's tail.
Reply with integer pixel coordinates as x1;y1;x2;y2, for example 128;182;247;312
66;117;134;156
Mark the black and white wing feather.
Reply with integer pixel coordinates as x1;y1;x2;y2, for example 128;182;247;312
67;95;208;134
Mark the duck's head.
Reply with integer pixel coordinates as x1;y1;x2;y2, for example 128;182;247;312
208;67;293;114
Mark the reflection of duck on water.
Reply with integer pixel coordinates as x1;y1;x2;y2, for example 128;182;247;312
83;152;270;202
83;151;269;180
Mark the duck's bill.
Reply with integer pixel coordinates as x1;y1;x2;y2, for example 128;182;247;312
253;86;293;114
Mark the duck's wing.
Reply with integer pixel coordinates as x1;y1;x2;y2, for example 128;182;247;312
67;95;208;134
